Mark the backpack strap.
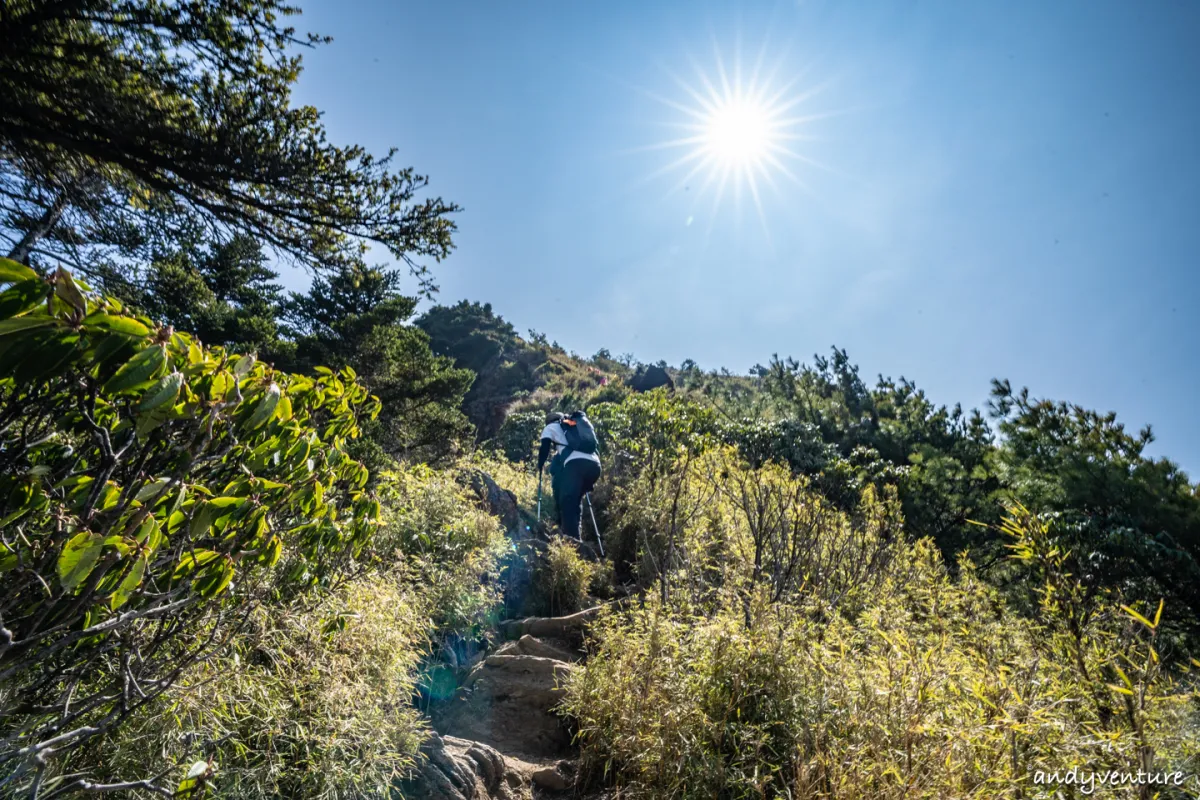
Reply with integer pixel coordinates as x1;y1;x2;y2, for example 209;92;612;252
559;419;576;462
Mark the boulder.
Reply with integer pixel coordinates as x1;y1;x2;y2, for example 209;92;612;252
462;469;520;532
403;733;530;800
626;364;674;393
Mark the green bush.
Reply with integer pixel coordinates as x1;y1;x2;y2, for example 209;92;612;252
69;572;431;799
0;259;380;795
562;513;1200;799
374;464;511;638
491;410;546;462
532;537;597;617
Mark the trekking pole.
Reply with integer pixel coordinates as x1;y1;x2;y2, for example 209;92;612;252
585;492;604;557
536;470;543;525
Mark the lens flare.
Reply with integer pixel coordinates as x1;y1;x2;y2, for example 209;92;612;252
628;36;839;235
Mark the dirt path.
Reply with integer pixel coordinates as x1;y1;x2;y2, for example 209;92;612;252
405;607;603;799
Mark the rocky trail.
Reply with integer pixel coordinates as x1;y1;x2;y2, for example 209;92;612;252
406;606;602;799
401;469;610;799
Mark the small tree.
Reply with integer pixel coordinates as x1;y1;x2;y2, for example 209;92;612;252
0;0;456;285
0;258;380;796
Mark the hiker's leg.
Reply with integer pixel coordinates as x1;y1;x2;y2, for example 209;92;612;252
579;461;602;538
581;461;601;495
560;461;587;539
549;455;566;527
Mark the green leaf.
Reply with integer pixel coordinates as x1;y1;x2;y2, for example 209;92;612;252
53;267;88;313
102;344;167;394
172;550;221;582
233;353;256;377
135;517;164;555
1120;604;1156;630
83;313;151;338
0;315;56;336
0;258;38;283
0;279;49;319
9;331;81;383
196;558;235;597
138;372;184;412
110;555;147;609
189;502;218;538
58;532;103;591
260;535;283;567
208;496;246;510
243;383;281;430
275;394;293;423
135;478;172;504
176;760;215;796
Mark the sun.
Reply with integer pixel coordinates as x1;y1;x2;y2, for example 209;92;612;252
704;96;773;166
630;38;834;232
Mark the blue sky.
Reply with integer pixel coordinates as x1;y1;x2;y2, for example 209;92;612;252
289;0;1200;476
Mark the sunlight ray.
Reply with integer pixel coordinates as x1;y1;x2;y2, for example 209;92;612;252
631;34;841;231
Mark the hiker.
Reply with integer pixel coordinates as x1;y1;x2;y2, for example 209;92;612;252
536;410;601;539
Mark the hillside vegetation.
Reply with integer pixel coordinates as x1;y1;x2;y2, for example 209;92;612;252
1;2;1198;798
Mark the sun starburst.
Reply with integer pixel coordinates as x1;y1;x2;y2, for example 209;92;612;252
634;38;835;234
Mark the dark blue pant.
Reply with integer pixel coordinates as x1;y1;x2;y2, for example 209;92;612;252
554;458;601;539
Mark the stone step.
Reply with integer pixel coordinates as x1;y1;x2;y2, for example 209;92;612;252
492;634;582;663
499;605;605;641
433;653;576;760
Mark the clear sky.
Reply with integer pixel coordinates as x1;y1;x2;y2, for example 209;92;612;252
288;0;1200;476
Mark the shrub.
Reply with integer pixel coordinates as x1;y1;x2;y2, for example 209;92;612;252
562;516;1200;799
532;537;597;616
0;260;380;795
68;572;431;799
491;410;546;462
374;464;510;638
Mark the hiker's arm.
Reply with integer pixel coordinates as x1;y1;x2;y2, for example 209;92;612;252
537;437;553;471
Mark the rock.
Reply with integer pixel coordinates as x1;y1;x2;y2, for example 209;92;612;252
530;763;573;791
435;652;576;760
462;468;520;532
516;634;580;663
403;733;531;800
626;364;674;393
500;604;605;641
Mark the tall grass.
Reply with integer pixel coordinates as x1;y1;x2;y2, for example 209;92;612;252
563;465;1200;798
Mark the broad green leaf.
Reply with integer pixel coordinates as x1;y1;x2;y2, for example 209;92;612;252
53;267;88;312
189;502;218;538
0;279;48;319
58;532;103;591
0;257;38;283
275;394;293;423
196;558;235;597
135;478;172;503
83;313;151;338
0;316;56;336
233;353;255;377
243;383;281;430
176;760;215;796
261;535;283;566
102;344;167;394
135;517;164;554
208;496;245;508
138;372;184;412
103;535;134;556
173;550;221;582
110;555;147;609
